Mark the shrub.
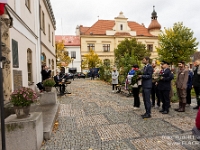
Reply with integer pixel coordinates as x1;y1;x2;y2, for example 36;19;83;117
43;78;56;87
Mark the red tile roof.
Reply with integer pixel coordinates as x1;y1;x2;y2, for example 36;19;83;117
80;20;153;36
79;25;90;35
55;35;80;46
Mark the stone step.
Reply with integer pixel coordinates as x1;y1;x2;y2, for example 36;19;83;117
30;104;60;140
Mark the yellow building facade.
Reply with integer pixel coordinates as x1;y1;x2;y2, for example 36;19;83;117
77;7;161;65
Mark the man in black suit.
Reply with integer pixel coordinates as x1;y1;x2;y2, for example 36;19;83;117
157;61;174;114
54;71;65;95
138;57;153;118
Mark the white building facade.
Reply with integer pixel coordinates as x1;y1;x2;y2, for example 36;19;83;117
55;35;81;73
6;0;56;92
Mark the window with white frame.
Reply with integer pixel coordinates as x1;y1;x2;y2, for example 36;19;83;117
52;32;54;46
71;51;76;59
120;24;123;30
41;53;46;65
41;11;45;33
87;43;95;51
103;44;110;52
48;24;51;42
27;49;32;82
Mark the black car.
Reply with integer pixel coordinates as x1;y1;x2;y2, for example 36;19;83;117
62;73;74;80
74;72;86;79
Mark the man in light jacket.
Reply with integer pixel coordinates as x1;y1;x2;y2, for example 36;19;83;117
175;61;188;112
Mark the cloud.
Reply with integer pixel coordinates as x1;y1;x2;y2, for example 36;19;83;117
51;0;200;49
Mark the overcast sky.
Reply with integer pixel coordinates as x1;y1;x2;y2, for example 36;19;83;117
51;0;200;49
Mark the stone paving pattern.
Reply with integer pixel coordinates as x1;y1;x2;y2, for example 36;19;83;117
41;79;200;150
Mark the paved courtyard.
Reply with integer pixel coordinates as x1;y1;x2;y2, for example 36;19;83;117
41;78;200;150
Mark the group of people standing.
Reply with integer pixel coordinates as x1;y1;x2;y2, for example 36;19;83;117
111;56;200;119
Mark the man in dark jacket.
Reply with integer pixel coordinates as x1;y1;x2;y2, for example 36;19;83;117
157;61;174;114
192;59;200;109
54;71;65;94
185;65;193;106
138;57;153;118
41;65;51;81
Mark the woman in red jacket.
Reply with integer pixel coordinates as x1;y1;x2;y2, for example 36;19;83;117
196;108;200;129
192;108;200;140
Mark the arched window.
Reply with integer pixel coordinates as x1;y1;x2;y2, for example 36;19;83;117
27;49;32;83
104;59;110;66
120;24;123;30
41;53;46;65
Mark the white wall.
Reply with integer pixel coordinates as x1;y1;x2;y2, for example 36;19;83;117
7;0;41;90
66;46;81;72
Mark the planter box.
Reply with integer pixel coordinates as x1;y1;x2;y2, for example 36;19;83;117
39;92;57;105
0;112;43;150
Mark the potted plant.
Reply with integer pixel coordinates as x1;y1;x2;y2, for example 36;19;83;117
43;78;56;92
10;87;38;118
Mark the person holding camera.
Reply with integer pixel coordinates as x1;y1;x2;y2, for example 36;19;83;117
41;65;51;81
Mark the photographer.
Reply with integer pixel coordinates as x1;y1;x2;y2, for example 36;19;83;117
41;65;51;81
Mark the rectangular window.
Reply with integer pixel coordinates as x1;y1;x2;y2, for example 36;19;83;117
25;0;30;11
12;39;19;68
48;59;51;68
28;63;32;81
42;11;45;33
48;24;51;42
103;44;110;52
52;32;54;46
87;44;95;51
147;44;153;52
71;51;76;59
27;50;32;83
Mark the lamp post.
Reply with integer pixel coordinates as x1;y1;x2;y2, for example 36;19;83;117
71;57;74;68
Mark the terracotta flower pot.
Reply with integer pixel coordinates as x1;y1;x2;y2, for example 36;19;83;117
14;106;30;119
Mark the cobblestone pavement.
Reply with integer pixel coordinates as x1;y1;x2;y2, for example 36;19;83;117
41;78;200;150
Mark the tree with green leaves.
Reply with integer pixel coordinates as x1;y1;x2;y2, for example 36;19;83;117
114;38;150;83
82;50;102;69
157;22;199;65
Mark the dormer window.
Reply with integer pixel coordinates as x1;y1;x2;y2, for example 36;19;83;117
120;24;123;30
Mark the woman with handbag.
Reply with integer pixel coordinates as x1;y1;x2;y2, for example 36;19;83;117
131;64;142;110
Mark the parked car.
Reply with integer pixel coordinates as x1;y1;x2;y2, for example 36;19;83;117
63;73;74;80
74;72;86;79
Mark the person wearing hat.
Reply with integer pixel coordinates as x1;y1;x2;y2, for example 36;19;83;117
174;61;189;112
157;61;174;114
111;67;119;92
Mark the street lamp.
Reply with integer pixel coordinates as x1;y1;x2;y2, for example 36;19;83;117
71;57;74;68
